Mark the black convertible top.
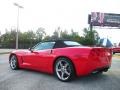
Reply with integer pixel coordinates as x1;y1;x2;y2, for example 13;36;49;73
31;39;81;50
52;40;81;48
44;39;72;42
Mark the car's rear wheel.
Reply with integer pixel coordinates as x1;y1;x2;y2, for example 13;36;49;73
95;71;103;74
9;55;19;70
54;57;75;82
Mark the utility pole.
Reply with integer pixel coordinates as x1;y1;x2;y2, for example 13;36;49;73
89;15;94;45
14;3;23;49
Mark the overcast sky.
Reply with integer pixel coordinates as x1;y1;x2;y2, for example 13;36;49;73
0;0;120;44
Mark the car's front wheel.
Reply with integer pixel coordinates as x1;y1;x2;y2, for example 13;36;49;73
54;57;75;82
9;55;19;70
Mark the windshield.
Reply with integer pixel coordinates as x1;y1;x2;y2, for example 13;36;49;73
32;42;55;50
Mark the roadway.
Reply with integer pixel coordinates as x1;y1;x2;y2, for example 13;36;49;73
0;54;120;90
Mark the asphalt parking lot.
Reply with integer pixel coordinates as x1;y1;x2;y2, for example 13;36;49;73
0;54;120;90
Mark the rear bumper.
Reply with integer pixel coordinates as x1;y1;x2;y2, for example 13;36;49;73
91;66;110;74
73;56;112;76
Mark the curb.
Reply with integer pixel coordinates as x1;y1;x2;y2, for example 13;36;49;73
0;52;10;54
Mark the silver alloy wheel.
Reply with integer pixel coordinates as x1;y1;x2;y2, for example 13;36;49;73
10;56;17;69
55;60;71;81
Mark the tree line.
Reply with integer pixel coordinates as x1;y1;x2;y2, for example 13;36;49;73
0;27;99;49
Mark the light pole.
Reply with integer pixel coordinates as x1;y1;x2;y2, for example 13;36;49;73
14;3;23;49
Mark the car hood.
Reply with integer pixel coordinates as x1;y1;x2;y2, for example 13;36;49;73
11;49;30;54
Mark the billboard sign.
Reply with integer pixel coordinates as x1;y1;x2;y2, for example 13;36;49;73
90;12;120;27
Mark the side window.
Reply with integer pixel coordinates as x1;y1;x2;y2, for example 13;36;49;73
53;41;66;48
64;41;81;46
33;42;55;51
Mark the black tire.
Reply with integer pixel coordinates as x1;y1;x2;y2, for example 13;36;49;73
96;71;103;74
9;55;19;70
54;57;75;82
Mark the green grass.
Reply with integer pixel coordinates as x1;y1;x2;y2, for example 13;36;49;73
0;52;10;54
113;54;120;59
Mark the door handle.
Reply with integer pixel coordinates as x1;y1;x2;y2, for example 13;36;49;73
32;51;39;54
50;50;53;54
48;50;53;54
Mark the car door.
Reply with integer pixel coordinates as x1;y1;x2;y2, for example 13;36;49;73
22;42;55;70
32;49;54;72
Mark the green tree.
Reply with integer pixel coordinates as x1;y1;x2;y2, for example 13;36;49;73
0;29;16;48
60;30;70;39
19;30;36;48
69;29;81;42
0;27;99;48
43;35;52;41
80;28;99;45
36;27;46;41
51;27;61;40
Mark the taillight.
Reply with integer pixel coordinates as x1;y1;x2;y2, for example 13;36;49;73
105;52;111;56
105;48;112;56
90;48;107;56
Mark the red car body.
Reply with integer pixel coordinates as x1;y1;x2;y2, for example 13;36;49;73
112;47;120;54
9;40;112;77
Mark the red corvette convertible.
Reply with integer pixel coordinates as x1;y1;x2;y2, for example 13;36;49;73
9;40;112;81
